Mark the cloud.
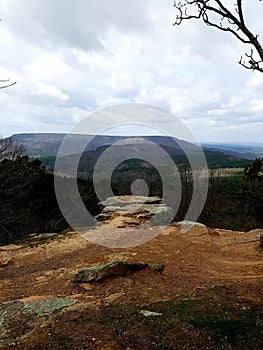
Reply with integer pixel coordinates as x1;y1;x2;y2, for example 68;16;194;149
0;0;152;50
32;83;69;101
0;0;262;143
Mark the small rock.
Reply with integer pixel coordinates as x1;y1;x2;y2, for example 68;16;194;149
61;302;98;313
104;292;126;305
0;252;11;267
79;283;93;291
140;310;162;317
208;229;222;237
247;230;263;249
106;252;138;262
148;263;165;274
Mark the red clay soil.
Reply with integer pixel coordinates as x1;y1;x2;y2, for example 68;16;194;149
1;225;262;306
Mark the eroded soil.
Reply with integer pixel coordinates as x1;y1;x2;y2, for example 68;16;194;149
0;225;262;349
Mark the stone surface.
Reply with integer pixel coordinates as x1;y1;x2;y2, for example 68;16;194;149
22;298;76;316
99;196;162;207
104;293;126;305
106;252;138;261
79;283;93;291
148;263;166;273
0;298;76;349
247;228;263;235
140;310;162;317
0;252;11;267
172;220;207;228
60;302;98;313
171;221;209;236
71;261;165;283
1;222;263;349
96;195;173;228
71;261;147;283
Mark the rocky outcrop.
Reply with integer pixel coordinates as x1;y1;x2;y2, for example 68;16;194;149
96;196;173;227
71;261;165;283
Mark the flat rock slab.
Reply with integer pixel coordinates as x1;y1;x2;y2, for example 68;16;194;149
0;298;76;348
71;261;165;283
99;196;163;207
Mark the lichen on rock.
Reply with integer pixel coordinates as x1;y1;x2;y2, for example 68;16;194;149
71;261;165;283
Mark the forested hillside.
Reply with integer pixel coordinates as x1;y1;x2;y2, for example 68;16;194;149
1;136;263;245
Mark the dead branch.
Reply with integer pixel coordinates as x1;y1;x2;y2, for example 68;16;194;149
173;0;263;73
0;79;17;89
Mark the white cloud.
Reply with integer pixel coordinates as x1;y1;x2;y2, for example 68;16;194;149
24;54;71;81
32;83;69;101
0;0;262;143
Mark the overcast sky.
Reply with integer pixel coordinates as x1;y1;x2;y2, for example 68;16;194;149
0;0;263;143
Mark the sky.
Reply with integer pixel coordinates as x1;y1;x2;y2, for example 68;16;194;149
0;0;263;143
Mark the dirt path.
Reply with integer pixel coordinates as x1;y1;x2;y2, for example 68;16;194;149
1;225;262;305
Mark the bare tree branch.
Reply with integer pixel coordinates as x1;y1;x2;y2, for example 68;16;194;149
173;0;263;73
0;79;17;89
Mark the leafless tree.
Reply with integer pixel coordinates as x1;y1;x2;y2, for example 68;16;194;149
173;0;263;73
0;137;24;161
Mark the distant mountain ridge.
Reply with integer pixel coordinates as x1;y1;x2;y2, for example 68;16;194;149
9;133;258;171
12;133;202;156
201;143;263;160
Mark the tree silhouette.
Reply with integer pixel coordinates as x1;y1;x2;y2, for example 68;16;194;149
244;157;263;189
173;0;263;73
0;156;67;245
